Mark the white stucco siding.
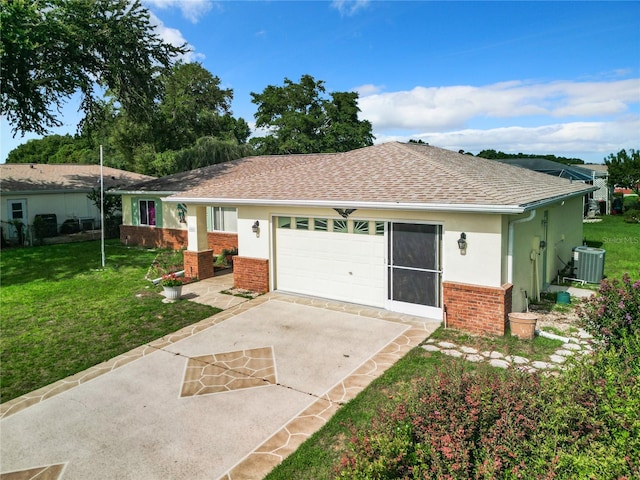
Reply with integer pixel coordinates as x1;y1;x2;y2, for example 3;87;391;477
236;206;504;292
509;197;584;312
1;192;99;229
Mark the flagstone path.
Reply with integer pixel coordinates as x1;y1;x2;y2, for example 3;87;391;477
422;328;594;373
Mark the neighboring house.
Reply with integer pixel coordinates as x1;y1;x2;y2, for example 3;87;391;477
581;164;611;213
495;158;611;215
0;164;154;244
119;142;595;336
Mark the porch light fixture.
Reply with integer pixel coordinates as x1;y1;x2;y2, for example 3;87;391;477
457;232;467;251
252;220;260;234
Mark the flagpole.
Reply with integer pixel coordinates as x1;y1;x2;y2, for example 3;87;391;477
100;145;105;268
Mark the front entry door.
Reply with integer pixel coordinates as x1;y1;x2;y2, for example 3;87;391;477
386;223;442;318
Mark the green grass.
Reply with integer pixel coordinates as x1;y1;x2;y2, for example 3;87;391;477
0;240;219;402
583;214;640;280
428;326;563;362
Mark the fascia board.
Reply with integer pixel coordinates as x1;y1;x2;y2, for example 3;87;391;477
164;196;526;214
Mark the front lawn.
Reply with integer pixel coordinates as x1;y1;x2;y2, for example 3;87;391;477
0;240;219;402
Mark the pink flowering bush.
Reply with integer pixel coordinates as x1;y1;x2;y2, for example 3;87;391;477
577;272;640;348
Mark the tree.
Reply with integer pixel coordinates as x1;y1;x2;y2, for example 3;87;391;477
476;149;584;165
1;0;186;136
87;186;123;237
250;74;374;155
605;148;640;196
5;134;90;164
155;62;237;151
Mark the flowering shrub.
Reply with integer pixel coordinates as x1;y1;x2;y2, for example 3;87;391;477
577;272;640;348
337;362;546;479
161;273;183;287
336;353;640;479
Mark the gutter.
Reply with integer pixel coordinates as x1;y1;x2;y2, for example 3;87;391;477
163;197;529;214
507;210;537;284
109;190;181;196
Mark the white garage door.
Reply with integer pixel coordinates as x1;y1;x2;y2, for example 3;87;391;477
275;219;386;307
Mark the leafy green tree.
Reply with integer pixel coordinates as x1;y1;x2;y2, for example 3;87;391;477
1;0;186;136
250;74;374;155
6;134;79;163
476;149;584;165
605;148;640;196
162;137;254;176
156;62;240;151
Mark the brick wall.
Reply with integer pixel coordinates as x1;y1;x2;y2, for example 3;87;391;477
120;226;238;253
120;225;187;250
207;232;238;254
443;281;513;335
233;256;269;293
183;250;214;280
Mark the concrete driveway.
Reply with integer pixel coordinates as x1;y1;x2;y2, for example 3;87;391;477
1;289;439;480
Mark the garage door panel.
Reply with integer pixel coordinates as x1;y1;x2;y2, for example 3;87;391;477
275;229;385;306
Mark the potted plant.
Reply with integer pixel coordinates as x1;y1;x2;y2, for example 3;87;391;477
161;272;183;300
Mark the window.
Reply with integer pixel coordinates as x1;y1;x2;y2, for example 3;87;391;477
314;218;328;231
333;219;348;233
375;221;385;236
210;207;237;232
353;220;369;234
277;217;291;229
295;217;309;230
139;200;156;226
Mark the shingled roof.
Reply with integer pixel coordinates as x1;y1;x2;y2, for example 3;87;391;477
0;164;154;193
164;142;595;214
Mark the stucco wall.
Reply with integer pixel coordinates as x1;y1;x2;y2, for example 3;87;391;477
236;205;505;290
508;196;584;312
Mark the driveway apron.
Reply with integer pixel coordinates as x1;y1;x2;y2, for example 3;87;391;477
1;290;439;480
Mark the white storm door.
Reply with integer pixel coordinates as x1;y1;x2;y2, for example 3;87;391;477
386;222;443;318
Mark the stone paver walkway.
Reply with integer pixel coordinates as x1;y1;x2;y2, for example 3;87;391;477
422;328;593;372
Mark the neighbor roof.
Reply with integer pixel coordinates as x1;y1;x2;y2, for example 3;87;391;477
494;158;598;181
165;142;595;214
0;164;155;194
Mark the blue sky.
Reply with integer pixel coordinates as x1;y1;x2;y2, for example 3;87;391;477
2;0;639;163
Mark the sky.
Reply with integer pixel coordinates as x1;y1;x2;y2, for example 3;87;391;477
2;0;639;164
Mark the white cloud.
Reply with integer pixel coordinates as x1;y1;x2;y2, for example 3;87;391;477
373;116;640;162
360;79;640;131
144;0;215;23
331;0;370;16
147;12;205;63
353;83;384;96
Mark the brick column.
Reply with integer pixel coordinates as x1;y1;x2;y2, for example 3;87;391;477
183;250;214;280
443;281;513;336
233;257;269;293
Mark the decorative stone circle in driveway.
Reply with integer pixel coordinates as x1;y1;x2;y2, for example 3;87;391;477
180;346;276;397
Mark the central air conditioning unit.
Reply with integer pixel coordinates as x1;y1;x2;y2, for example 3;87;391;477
573;246;606;283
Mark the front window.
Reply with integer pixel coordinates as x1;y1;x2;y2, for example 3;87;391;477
210;207;237;232
139;200;156;226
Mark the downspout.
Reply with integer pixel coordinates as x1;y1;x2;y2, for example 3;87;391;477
507;210;537;284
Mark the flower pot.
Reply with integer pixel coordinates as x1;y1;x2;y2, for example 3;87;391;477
163;285;183;300
508;312;537;340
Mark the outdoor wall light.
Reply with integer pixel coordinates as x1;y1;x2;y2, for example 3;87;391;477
457;232;467;251
252;220;260;234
